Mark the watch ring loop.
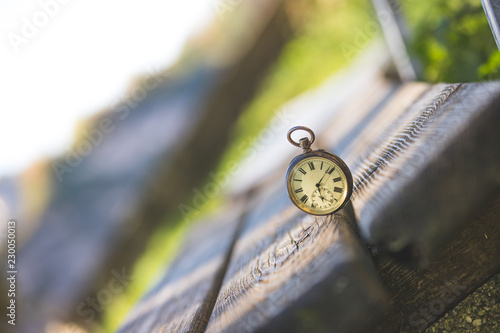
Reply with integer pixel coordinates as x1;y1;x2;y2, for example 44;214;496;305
287;126;315;147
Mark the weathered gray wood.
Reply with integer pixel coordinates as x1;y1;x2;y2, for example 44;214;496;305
116;199;246;333
116;43;395;333
11;1;291;331
373;194;500;333
205;186;389;333
351;82;500;262
310;81;500;262
204;81;500;331
113;50;500;331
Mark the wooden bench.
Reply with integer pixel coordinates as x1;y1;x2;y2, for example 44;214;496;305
115;49;500;332
5;1;499;332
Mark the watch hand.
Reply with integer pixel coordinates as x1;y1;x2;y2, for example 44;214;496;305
315;185;326;202
317;166;335;186
316;171;328;186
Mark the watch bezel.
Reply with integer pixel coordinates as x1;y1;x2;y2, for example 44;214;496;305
286;149;353;215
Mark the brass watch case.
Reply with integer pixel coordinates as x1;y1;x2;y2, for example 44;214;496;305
286;149;353;215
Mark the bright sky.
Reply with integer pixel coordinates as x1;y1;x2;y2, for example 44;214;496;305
0;0;214;177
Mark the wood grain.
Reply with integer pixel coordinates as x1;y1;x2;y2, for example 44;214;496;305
116;199;245;333
205;186;389;333
351;82;500;261
373;194;500;333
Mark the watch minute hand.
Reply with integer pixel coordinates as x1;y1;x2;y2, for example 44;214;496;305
317;171;328;185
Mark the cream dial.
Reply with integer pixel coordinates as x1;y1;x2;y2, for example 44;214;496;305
288;157;348;215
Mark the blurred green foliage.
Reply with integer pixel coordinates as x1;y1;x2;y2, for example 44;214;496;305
402;0;500;82
219;0;374;171
99;219;184;333
99;199;220;333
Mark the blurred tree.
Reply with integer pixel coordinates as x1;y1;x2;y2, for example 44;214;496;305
402;0;500;82
220;0;374;169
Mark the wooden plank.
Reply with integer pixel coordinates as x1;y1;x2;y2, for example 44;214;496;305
373;194;500;333
11;1;291;331
350;82;500;261
205;185;389;333
116;199;246;333
304;81;500;262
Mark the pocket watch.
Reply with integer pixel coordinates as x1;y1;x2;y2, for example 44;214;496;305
286;126;353;215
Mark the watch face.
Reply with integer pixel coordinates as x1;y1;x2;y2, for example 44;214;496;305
286;152;352;215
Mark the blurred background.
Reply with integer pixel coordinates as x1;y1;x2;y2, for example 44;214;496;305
0;0;498;332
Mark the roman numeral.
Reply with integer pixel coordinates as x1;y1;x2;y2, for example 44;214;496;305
308;162;315;170
320;161;323;170
294;188;303;194
298;168;306;175
300;195;309;203
333;177;342;182
328;166;335;174
334;187;343;193
293;179;302;182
